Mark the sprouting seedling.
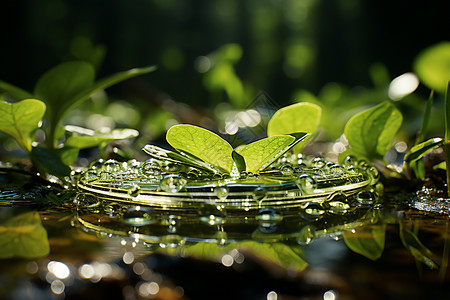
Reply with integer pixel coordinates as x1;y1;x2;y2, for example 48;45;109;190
144;124;308;175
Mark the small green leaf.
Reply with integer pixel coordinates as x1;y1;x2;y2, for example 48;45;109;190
404;137;444;163
0;80;33;100
235;133;308;172
267;102;321;153
0;99;46;152
343;224;386;260
344;101;403;160
31;146;74;177
232;150;246;173
235;135;294;173
414;42;450;94
0;211;50;259
166;124;234;173
64;125;139;149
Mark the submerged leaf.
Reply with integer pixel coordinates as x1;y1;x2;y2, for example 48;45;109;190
267;102;321;153
0;211;50;259
343;224;386;260
166;124;234;173
0;99;46;152
64;125;139;149
344;101;402;160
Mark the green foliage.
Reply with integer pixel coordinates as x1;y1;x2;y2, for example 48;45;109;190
0;61;155;178
414;42;450;94
0;211;50;259
344;101;403;161
166;124;308;174
0;99;46;153
343;224;386;260
404;138;444;180
267;102;321;154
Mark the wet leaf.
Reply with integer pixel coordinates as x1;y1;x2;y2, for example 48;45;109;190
414;42;450;94
343;224;386;260
166;124;234;173
0;211;50;259
404;137;444;163
0;99;46;152
267;102;321;153
64;125;139;149
235;134;307;172
344;101;402;160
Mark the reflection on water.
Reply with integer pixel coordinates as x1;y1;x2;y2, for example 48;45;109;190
0;193;449;300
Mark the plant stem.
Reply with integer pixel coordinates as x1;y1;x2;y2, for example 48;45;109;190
445;81;450;197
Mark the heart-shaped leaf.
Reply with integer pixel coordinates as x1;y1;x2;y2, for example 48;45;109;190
64;125;139;149
0;211;50;259
344;101;402;160
235;135;297;173
166;124;234;173
0;99;46;152
267;102;321;153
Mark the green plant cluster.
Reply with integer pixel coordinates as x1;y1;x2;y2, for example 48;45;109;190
0;62;155;178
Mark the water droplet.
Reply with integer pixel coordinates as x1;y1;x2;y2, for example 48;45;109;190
280;163;294;176
127;184;141;197
163;215;180;233
312;157;326;168
160;175;187;193
343;155;356;168
367;167;380;185
74;193;100;208
142;159;162;176
214;186;229;200
356;190;376;204
330;164;344;176
163;162;183;173
296;174;317;194
304;202;325;216
257;208;283;222
327;201;350;213
100;171;113;180
297;225;315;245
198;202;226;225
253;186;267;201
83;170;99;182
240;172;248;179
89;159;105;170
122;206;156;226
102;159;122;173
358;160;369;169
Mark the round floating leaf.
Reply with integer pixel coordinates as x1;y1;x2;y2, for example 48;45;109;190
414;42;450;94
267;102;321;153
344;101;402;160
343;224;386;261
166;124;234;173
65;125;139;149
235;135;295;173
0;99;46;152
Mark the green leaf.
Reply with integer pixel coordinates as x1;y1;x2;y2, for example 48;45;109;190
31;146;74;177
344;101;403;160
0;99;46;152
267;102;321;153
166;124;234;173
343;224;386;260
414;42;450;94
232;150;246;173
404;137;444;163
64;125;139;149
34;61;95;123
235;135;296;173
0;80;33;100
400;223;441;268
0;211;50;259
143;144;220;174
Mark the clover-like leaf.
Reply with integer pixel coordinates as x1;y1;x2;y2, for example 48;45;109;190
267;102;321;153
235;133;308;173
0;99;46;152
166;124;234;173
0;211;50;259
344;101;403;161
64;125;139;149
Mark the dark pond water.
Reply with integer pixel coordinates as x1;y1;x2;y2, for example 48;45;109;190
0;168;449;300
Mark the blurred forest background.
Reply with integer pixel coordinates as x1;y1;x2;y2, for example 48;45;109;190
1;0;449;151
